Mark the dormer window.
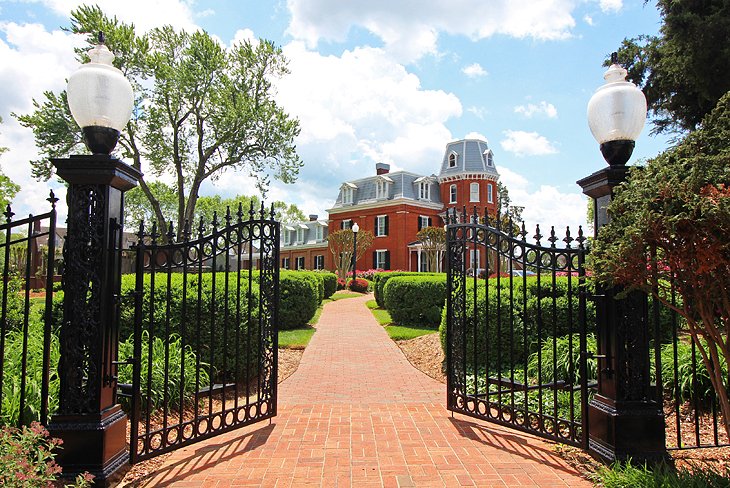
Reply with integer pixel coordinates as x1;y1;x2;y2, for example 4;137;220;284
315;225;324;241
376;179;388;199
341;183;356;205
296;226;306;244
419;182;430;200
484;149;493;167
448;151;458;168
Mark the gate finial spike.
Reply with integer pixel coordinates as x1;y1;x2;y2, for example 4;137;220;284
472;205;478;224
577;225;586;249
236;202;244;223
259;201;266;220
248;200;256;219
270;202;276;220
150;221;159;244
183;219;191;241
496;206;502;231
563;226;574;248
47;190;58;207
4;204;14;223
166;220;175;243
508;217;514;237
548;226;558;248
212;211;218;228
198;216;206;237
534;224;542;245
136;220;145;241
225;206;232;226
520;222;527;241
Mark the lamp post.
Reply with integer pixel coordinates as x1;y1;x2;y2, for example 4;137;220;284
578;53;666;463
352;222;359;283
48;32;141;483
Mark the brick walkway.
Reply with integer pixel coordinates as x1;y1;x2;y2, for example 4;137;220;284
144;294;592;487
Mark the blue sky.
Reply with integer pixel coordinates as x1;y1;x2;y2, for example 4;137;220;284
0;0;670;232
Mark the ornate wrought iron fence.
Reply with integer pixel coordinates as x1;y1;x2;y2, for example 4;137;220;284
649;283;730;450
124;203;279;463
0;194;58;427
446;206;593;448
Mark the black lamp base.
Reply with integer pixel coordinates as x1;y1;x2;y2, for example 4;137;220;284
82;126;121;155
600;139;635;166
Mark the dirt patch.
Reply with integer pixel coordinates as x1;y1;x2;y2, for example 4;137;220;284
396;333;446;383
278;348;304;383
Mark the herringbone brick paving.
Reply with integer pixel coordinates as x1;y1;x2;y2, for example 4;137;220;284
143;293;592;487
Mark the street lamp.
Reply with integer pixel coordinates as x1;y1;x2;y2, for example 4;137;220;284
48;32;140;483
578;53;666;463
351;222;359;282
67;32;134;154
587;52;647;167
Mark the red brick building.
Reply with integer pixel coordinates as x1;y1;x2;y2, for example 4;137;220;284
280;138;500;271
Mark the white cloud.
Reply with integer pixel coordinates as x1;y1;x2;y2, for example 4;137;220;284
286;0;578;62
462;62;487;78
466;106;486;119
599;0;623;13
584;15;595;26
500;130;558;157
514;101;558;119
498;166;588;233
464;131;488;142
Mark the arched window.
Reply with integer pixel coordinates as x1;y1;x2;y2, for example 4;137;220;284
470;182;480;202
484;149;493;167
449;184;457;204
448;152;457;168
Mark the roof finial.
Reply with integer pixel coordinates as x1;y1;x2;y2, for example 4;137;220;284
98;31;105;45
610;51;618;65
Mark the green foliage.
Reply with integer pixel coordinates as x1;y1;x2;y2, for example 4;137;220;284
317;272;337;299
0;422;94;487
439;276;595;369
279;271;319;329
384;325;438;341
15;5;302;241
595;460;730;488
118;272;260;382
117;331;208;413
660;339;728;404
383;275;446;327
373;271;443;308
613;1;730;134
278;326;315;349
528;334;597;385
0;320;59;426
0;276;27;331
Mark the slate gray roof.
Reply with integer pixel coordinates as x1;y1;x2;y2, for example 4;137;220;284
439;139;500;178
332;171;442;208
281;219;329;246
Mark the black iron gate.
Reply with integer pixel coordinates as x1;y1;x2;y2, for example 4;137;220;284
121;204;279;463
445;208;594;448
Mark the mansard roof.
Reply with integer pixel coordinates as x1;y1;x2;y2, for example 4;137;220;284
438;138;500;179
332;170;442;208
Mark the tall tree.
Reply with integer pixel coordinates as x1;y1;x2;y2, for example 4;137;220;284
0;117;20;212
15;5;302;241
327;229;374;280
612;0;730;135
592;92;730;438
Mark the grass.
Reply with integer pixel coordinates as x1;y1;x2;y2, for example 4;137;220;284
384;325;438;341
366;299;438;340
329;291;362;301
279;326;316;349
594;460;730;488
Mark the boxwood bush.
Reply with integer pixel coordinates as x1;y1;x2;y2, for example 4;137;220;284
383;275;446;327
278;271;319;329
317;271;338;299
374;271;444;308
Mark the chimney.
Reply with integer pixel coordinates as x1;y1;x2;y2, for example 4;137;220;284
309;214;318;221
376;163;390;175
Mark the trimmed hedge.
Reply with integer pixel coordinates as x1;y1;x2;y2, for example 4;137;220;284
373;271;445;308
318;272;338;299
439;276;597;369
383;275;446;327
278;271;320;329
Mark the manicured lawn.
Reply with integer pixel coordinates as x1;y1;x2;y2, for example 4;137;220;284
279;326;315;349
384;325;438;341
308;291;363;326
366;299;438;340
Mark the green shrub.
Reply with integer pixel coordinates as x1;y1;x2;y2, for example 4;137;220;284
1;320;59;426
374;271;444;308
0;422;94;488
660;338;728;404
384;275;446;327
528;334;597;385
595;459;730;488
348;278;369;293
317;272;337;299
117;331;209;413
295;271;324;302
0;276;26;331
279;271;319;329
118;272;260;383
439;276;595;369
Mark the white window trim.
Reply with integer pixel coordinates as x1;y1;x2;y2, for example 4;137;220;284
419;182;430;200
448;151;458;168
375;249;388;269
342;219;352;230
469;249;480;269
419;215;430;229
376;180;389;200
449;184;457;204
315;225;323;241
470;182;480;203
487;184;494;204
296;228;305;244
376;215;387;237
